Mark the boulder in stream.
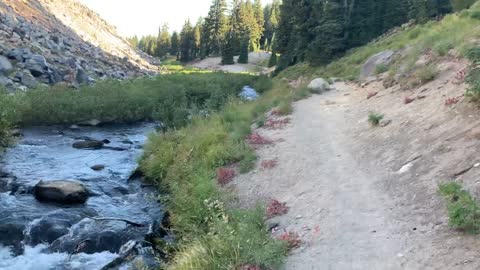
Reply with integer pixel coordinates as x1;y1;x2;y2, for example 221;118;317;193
33;180;89;204
72;140;104;150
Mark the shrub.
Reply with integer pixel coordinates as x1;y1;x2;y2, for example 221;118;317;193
368;112;384;126
415;64;438;84
439;182;480;233
266;199;289;218
276;101;293;115
375;63;389;74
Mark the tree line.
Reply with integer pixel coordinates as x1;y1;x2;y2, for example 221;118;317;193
275;0;477;70
127;0;281;65
128;0;476;69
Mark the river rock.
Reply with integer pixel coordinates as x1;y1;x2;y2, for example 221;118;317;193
72;140;104;149
361;50;395;79
33;180;89;204
308;78;331;93
91;164;105;171
50;219;147;254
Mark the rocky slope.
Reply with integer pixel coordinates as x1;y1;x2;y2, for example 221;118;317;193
0;0;159;91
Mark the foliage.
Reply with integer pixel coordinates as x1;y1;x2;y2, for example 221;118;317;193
266;199;288;218
140;80;300;269
439;182;480;233
0;73;266;137
415;64;439;84
217;168;236;186
375;63;389;75
368;112;384;126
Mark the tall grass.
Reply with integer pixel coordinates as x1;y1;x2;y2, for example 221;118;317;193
140;80;303;269
0;73;271;146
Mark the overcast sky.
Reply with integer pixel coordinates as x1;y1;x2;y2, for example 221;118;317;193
79;0;271;37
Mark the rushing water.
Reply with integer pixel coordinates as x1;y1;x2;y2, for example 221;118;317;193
0;124;166;270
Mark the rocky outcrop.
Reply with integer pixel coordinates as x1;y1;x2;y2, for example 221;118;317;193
360;50;395;79
33;180;89;204
0;0;159;91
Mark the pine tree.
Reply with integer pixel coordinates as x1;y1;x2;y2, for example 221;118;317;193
170;31;180;60
202;0;228;57
221;30;235;65
180;20;195;63
252;0;265;51
268;44;277;67
156;23;171;59
238;37;249;63
308;0;345;65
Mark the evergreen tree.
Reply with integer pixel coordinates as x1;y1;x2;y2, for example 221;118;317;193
193;20;202;59
308;0;346;65
170;31;180;60
268;46;277;67
221;30;235;65
180;20;195;63
156;23;171;59
202;0;228;57
238;37;249;63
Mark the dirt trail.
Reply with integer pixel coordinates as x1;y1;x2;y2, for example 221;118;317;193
234;72;480;269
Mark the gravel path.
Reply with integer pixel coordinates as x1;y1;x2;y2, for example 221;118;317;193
234;80;480;269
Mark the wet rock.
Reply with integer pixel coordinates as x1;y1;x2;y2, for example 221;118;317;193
308;78;331;93
26;209;97;246
0;219;25;255
72;140;104;149
91;164;105;171
79;119;102;127
50;219;147;254
103;146;128;151
0;55;13;75
33;180;89;204
0;176;16;193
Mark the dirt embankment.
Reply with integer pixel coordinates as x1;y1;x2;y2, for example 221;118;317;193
233;57;480;269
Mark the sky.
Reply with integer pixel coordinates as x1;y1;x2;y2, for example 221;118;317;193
79;0;271;37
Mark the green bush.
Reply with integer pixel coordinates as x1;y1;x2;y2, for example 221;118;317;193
368;112;384;126
374;63;389;75
415;64;439;84
439;182;480;233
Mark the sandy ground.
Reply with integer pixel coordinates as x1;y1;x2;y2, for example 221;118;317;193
233;57;480;269
190;52;271;73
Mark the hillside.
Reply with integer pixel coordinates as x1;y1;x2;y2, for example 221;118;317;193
226;2;480;269
0;0;159;91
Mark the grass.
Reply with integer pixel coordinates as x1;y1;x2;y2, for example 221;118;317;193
368;112;384;126
439;182;480;234
414;64;439;84
0;73;271;147
140;79;298;269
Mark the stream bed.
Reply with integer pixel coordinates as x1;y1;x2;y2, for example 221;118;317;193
0;123;167;270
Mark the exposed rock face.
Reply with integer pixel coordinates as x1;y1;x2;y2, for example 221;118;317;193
0;55;12;75
361;50;395;79
0;0;159;91
33;180;89;204
308;78;331;93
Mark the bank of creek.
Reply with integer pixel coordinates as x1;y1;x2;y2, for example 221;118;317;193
0;123;169;270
